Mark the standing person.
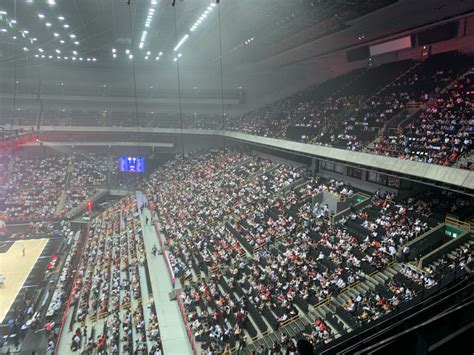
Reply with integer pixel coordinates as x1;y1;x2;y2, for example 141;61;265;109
234;325;241;349
237;334;246;353
402;245;410;263
152;245;157;256
145;216;149;226
22;245;25;257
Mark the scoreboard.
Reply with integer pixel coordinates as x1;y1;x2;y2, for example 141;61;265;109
119;156;145;173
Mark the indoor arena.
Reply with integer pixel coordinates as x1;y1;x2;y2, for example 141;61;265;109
0;0;473;354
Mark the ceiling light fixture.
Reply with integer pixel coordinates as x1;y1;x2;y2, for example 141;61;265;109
174;34;189;51
189;3;215;33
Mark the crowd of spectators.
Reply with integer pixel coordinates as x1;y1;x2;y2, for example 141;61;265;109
225;70;364;139
372;72;473;165
5;52;473;170
341;276;418;325
69;153;108;187
68;196;162;354
0;144;466;354
2;154;70;221
347;196;432;258
140;149;460;352
422;242;473;280
1;151;117;222
224;52;473;166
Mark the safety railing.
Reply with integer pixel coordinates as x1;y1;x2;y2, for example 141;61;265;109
53;224;90;355
175;290;199;355
445;215;471;231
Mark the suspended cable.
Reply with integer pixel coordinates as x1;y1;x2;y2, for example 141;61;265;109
173;3;185;159
10;51;18;129
217;1;226;157
217;1;228;220
127;0;142;159
10;0;18;129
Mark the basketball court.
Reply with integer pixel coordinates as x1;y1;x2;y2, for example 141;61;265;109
0;239;48;323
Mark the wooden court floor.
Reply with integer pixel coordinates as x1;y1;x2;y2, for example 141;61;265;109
0;239;48;323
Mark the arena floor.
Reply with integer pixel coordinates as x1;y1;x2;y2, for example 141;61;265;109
0;239;48;323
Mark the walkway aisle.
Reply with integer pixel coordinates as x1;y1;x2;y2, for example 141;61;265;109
55;307;74;355
136;191;192;355
135;233;155;352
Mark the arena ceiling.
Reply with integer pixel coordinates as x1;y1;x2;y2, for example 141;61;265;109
0;0;472;70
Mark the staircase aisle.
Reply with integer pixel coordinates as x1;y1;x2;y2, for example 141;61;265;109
135;191;192;355
55;157;74;215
